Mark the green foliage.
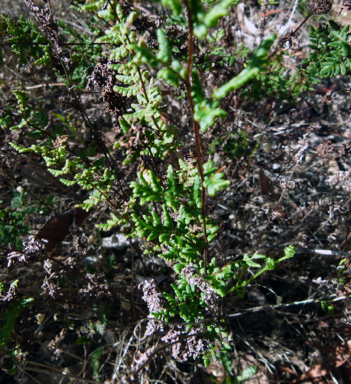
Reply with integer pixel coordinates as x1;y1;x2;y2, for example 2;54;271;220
194;0;241;38
231;365;258;383
227;246;295;295
55;19;102;88
203;160;230;195
0;294;34;349
0;191;35;250
209;130;249;160
213;34;276;99
127;163;213;264
91;347;103;380
308;21;351;77
0;0;303;372
0;14;51;69
194;98;227;131
0;10;101;88
247;21;351;101
284;245;295;259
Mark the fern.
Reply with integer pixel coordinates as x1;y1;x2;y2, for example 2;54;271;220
0;0;299;374
0;294;34;349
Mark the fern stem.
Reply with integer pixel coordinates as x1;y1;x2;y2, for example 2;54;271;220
183;0;209;275
146;143;160;178
294;12;313;35
107;0;121;23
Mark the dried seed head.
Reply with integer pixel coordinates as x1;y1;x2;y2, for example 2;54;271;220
310;0;333;14
139;279;167;314
73;234;88;253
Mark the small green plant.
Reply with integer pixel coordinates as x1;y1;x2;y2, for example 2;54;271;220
0;189;56;251
246;20;351;102
9;0;351;379
0;191;33;250
0;280;34;350
210;130;249;159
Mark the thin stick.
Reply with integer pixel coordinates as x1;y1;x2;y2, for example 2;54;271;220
228;294;351;318
113;334;134;379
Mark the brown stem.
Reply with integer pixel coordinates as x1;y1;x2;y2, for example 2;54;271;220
294;12;313;35
137;68;149;103
146;144;160;178
182;0;209;274
107;0;121;23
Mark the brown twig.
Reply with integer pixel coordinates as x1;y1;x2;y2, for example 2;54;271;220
182;0;209;275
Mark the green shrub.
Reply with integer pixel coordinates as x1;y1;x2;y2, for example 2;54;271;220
5;0;348;380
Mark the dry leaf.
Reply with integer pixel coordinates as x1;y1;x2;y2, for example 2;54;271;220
290;361;345;383
35;208;88;252
291;340;351;383
259;170;280;202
